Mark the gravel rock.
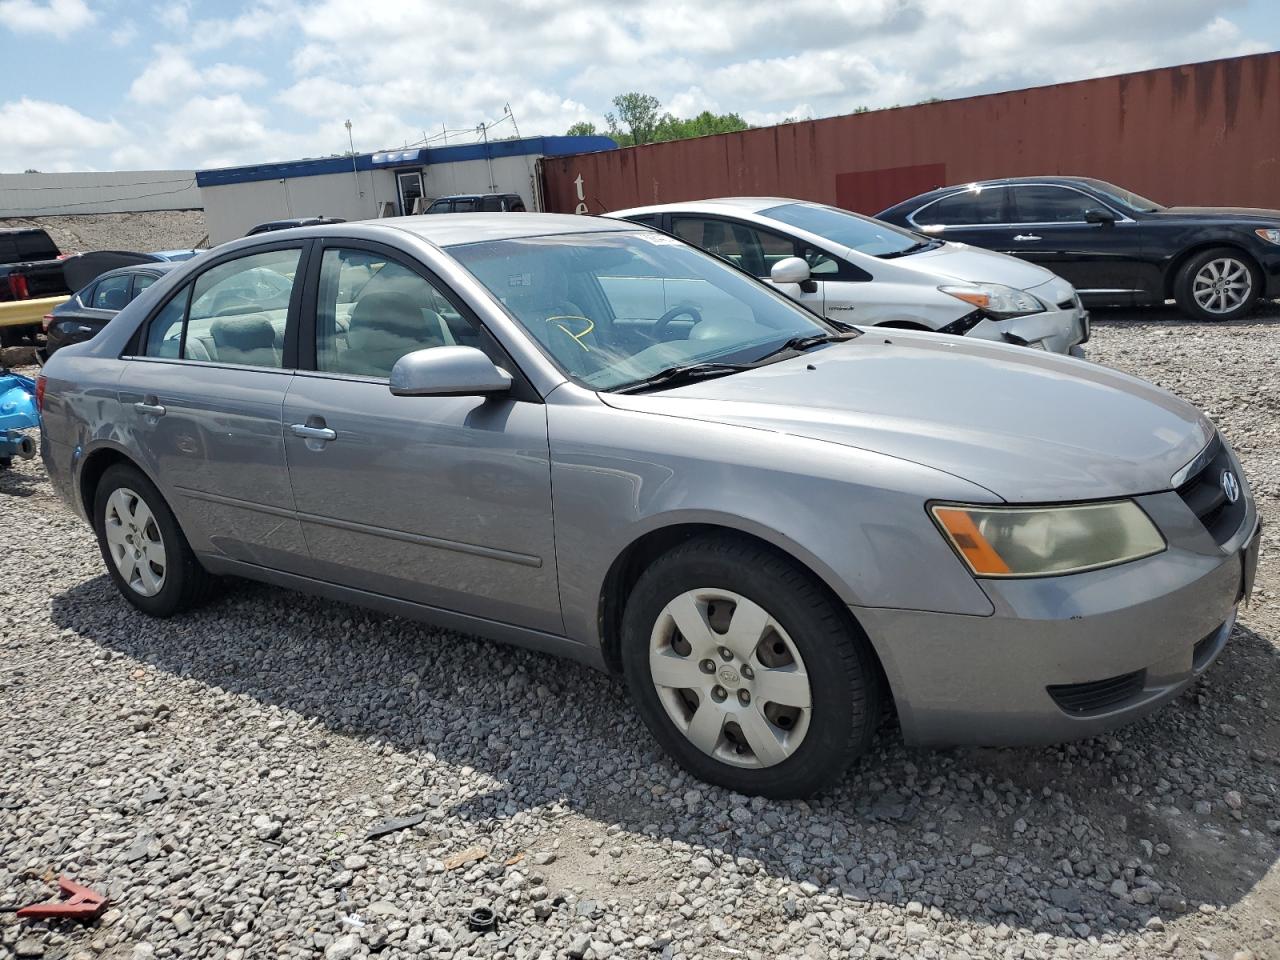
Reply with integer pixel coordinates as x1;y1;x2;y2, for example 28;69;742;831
1;309;1278;960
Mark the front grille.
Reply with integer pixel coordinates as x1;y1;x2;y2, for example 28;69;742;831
1175;437;1246;546
1048;670;1146;715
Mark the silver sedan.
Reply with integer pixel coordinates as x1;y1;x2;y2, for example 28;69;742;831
38;214;1260;797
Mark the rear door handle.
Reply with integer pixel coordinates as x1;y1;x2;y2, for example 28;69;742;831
290;423;336;441
133;396;166;417
1013;234;1042;242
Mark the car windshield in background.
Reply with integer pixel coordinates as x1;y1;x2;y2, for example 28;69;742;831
760;202;930;257
1080;179;1164;213
449;230;833;392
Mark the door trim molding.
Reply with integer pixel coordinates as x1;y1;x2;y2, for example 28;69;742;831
176;486;543;567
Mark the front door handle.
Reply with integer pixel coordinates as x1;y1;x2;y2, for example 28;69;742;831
1013;234;1042;242
133;396;166;417
290;423;336;441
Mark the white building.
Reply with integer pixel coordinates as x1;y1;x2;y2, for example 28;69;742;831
196;135;616;244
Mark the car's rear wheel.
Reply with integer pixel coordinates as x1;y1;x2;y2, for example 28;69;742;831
93;463;212;617
621;534;881;798
1175;248;1260;321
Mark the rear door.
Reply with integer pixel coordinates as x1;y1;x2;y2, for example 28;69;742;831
281;240;562;633
120;242;310;571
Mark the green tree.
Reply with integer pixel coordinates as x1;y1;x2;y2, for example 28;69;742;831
565;121;598;137
652;110;749;142
606;92;662;146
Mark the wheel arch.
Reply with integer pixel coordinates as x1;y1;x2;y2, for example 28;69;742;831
77;444;151;520
1164;241;1261;300
595;521;887;697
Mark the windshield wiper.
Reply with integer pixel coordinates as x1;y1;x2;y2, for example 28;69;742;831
613;361;753;395
878;240;937;259
753;330;858;364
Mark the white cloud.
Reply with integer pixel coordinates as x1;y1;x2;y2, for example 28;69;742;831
0;98;123;171
128;48;267;105
0;0;93;37
109;21;138;46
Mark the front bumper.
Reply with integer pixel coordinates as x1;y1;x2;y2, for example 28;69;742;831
962;304;1088;356
857;495;1258;747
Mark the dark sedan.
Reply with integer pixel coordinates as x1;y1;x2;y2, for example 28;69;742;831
38;263;178;363
877;177;1280;321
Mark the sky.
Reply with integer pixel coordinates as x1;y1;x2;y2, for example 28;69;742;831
0;0;1277;174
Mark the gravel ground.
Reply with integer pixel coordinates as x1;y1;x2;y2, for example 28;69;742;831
0;211;207;256
1;307;1278;960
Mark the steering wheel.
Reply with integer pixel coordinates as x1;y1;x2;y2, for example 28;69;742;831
652;305;703;340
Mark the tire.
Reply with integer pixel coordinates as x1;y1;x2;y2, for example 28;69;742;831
0;323;38;347
92;463;213;617
621;534;881;798
1174;248;1260;322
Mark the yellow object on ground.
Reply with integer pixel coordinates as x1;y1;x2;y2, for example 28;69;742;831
0;295;69;329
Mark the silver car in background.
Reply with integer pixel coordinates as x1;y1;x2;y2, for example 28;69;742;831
611;198;1090;355
39;214;1258;797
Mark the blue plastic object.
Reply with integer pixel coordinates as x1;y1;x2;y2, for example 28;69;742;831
0;369;38;465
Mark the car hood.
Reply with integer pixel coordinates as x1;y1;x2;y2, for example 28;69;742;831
1156;206;1280;223
601;332;1212;502
887;241;1057;291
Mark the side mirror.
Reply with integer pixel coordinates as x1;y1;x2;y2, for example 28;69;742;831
770;256;819;294
1084;208;1115;225
389;346;512;397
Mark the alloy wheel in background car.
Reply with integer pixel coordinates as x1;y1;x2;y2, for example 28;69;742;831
1177;248;1259;321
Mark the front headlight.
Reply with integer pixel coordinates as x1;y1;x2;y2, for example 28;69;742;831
1255;228;1280;245
938;282;1045;319
931;501;1165;577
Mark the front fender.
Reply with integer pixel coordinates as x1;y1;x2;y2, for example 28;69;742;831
547;399;997;650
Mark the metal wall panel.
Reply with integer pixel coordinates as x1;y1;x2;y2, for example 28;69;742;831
542;53;1280;215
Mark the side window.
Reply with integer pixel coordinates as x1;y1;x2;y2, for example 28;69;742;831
131;273;158;300
914;187;1011;226
505;196;526;212
143;284;191;358
427;200;451;214
315;247;483;379
453;198;478;212
479;195;503;212
92;273;133;310
1010;186;1097;224
802;246;841;276
624;214;656;227
670;217;795;278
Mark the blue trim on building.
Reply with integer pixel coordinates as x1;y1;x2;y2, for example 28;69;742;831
196;135;617;188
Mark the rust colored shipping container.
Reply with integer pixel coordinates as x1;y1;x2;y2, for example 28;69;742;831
540;53;1280;216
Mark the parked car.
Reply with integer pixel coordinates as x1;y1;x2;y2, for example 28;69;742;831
245;217;345;236
39;215;1259;797
0;227;72;345
37;263;180;363
151;249;206;262
611;199;1088;355
876;177;1280;321
425;193;527;214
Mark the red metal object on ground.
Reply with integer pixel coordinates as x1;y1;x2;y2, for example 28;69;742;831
16;876;108;921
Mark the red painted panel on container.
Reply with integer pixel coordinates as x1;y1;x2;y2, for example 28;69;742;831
835;163;948;214
542;53;1280;217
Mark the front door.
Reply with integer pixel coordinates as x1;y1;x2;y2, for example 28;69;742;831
121;243;310;571
396;171;424;215
281;241;562;633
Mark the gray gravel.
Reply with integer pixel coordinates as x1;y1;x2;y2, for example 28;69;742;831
2;307;1278;960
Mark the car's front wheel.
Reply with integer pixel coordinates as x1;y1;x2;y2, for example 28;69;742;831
93;463;213;617
621;534;881;798
1174;248;1260;321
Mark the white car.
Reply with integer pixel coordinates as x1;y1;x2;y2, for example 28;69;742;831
610;198;1089;355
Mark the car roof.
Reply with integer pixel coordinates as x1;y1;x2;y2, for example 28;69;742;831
374;212;638;246
435;193;518;200
610;197;798;218
891;176;1106;205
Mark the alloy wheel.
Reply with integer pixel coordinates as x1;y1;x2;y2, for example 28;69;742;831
1192;257;1252;315
103;487;167;597
648;588;812;768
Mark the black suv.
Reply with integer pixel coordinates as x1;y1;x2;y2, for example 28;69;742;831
877;176;1280;321
425;193;527;214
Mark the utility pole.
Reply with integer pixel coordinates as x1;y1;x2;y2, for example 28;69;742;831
344;119;362;210
478;121;497;192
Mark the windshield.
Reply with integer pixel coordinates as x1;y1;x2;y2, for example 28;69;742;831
449;230;834;391
1080;179;1164;213
760;202;929;256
